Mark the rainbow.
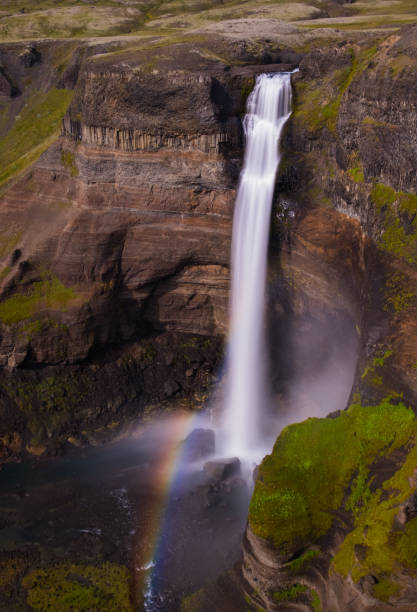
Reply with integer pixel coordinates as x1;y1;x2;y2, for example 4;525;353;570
132;408;213;610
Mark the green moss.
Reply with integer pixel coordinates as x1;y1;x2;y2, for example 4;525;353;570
371;183;417;264
399;192;417;214
0;272;78;325
348;165;364;183
332;443;417;581
345;463;372;518
371;183;397;212
311;588;322;612
286;548;319;574
380;217;417;264
249;398;415;554
294;46;377;133
373;350;393;368
303;184;332;209
22;562;132;611
0;88;73;187
273;583;307;601
61;150;78;177
8;370;81;423
372;578;400;602
360;348;400;392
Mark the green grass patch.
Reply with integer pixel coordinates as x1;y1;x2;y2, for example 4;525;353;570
311;588;322;612
249;398;415;555
22;562;132;611
286;548;319;574
0;272;78;325
0;88;73;188
273;584;307;601
372;578;400;602
348;164;364;183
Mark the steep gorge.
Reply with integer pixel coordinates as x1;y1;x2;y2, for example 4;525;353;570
0;20;416;612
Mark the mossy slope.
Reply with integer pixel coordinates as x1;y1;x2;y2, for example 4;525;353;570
0;272;78;325
249;396;417;602
22;562;133;611
250;398;416;551
0;88;73;189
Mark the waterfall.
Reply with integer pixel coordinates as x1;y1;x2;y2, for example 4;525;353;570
222;72;294;459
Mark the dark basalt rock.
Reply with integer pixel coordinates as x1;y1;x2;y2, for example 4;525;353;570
203;457;241;481
203;458;245;508
0;66;19;98
19;46;41;68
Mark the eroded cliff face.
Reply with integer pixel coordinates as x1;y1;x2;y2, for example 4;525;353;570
0;38;298;461
242;24;417;612
0;22;417;612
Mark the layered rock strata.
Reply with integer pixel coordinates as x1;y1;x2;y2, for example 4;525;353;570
0;40;297;461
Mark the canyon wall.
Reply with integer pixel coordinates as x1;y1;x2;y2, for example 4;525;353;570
242;24;417;612
0;38;297;461
1;23;417;611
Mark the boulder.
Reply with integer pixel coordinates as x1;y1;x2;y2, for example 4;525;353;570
203;457;241;481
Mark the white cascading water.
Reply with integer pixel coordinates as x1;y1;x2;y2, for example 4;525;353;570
221;72;294;459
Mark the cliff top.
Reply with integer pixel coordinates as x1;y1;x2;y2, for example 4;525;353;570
0;0;416;47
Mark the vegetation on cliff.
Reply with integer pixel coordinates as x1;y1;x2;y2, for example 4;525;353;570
371;184;417;265
249;393;417;602
0;272;78;325
249;397;416;550
0;88;73;188
22;562;132;611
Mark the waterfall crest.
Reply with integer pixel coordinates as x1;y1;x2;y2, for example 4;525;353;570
222;72;294;459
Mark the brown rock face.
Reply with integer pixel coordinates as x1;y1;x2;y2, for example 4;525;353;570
0;41;298;459
0;25;416;611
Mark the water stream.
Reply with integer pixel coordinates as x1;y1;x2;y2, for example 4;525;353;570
222;73;294;459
